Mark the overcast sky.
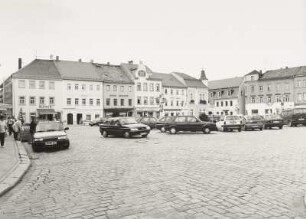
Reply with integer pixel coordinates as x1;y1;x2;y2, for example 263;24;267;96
0;0;306;81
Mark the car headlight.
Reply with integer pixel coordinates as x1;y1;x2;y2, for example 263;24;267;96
146;126;151;130
58;135;67;140
130;128;138;131
34;138;43;142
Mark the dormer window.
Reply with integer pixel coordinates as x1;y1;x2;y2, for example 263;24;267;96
251;76;254;81
138;70;146;77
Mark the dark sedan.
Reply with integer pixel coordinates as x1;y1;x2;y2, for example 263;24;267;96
263;115;283;129
99;117;150;138
243;115;264;131
32;121;70;152
155;117;173;132
164;116;216;134
138;117;158;129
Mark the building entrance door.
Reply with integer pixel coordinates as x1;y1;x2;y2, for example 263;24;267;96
67;113;73;125
77;113;83;124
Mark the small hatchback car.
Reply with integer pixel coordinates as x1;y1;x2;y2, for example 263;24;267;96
216;115;243;132
243;115;264;131
164;116;216;134
99;117;150;138
263;115;283;129
32;121;70;152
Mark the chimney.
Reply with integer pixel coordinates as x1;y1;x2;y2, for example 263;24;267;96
78;59;82;62
90;59;94;63
18;58;22;70
107;62;110;65
200;69;208;80
56;56;59;61
128;60;133;64
50;55;54;60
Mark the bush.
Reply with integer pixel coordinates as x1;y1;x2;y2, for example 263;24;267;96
199;113;209;121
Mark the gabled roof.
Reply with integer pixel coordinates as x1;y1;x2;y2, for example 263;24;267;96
53;60;100;81
12;59;61;80
245;70;261;76
94;64;134;84
208;77;243;90
151;72;186;88
172;72;207;88
261;66;306;80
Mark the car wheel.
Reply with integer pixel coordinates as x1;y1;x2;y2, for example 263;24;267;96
279;126;283;129
259;127;263;131
32;145;40;152
124;132;130;138
170;127;177;134
238;128;241;132
160;127;165;132
102;131;108;138
203;127;211;134
141;134;148;138
289;121;293;127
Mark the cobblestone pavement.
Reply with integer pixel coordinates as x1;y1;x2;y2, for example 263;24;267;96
0;125;305;219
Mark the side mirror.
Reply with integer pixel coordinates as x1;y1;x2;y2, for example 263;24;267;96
64;127;69;130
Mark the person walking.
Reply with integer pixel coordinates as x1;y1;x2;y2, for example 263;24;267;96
7;117;14;136
0;116;8;147
29;117;37;143
12;118;22;141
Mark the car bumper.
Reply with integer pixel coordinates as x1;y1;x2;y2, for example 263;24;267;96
222;124;242;129
245;124;263;129
33;139;70;150
129;130;150;136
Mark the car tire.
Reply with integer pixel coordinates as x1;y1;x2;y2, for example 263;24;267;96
32;145;40;152
259;128;263;131
279;126;283;129
203;127;211;134
102;131;108;138
141;134;148;138
170;127;177;134
124;132;130;138
289;121;293;127
160;127;165;132
238;128;241;132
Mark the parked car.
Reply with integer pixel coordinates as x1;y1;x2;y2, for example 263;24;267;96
216;115;243;132
263;115;284;129
138;117;158;129
89;118;106;126
281;107;306;127
243;115;264;131
20;123;31;142
32;121;70;152
164;116;216;134
99;117;150;138
155;117;173;132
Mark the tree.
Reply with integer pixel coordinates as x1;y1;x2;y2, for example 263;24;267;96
199;112;209;121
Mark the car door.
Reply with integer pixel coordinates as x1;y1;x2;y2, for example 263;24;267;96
187;116;201;131
174;116;187;131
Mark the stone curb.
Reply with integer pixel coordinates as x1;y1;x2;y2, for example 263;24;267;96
0;141;31;197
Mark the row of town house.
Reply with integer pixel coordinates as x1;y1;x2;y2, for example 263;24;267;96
1;58;305;124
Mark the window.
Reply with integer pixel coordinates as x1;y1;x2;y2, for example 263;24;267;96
176;100;179;106
120;86;124;92
143;83;148;91
221;101;224;106
175;117;186;123
75;98;79;106
276;96;282;102
19;96;25;105
137;97;141;105
297;93;303;102
39;97;45;105
113;85;117;91
276;84;281;92
89;99;93;106
156;98;160;104
251;97;255;103
39;81;45;89
267;84;271;92
29;96;35;105
89;85;93;91
150;83;154;92
106;98;110;106
82;84;86;91
96;85;100;91
96;99;100;106
227;90;232;96
29;80;35;89
251;76;254;81
120;99;124;106
304;93;306;101
144;97;148;105
106;85;110;91
225;101;228;106
218;91;221;97
171;100;173;106
259;96;263;103
297;80;302;87
283;95;289;102
230;100;233;106
181;101;184;106
95;114;100;119
113;99;117;106
165;89;168;95
75;84;79;90
244;87;248;95
49;81;55;89
128;86;132;92
150;97;154;105
135;83;141;91
251;86;255;93
138;70;146;77
304;80;306;87
216;102;219;107
285;83;290;91
67;98;71;105
18;80;26;88
82;98;86;105
170;89;173;95
259;86;263;92
267;96;271;103
128;99;132;106
49;97;54;105
156;84;160;92
176;90;179;95
182;90;184;95
67;83;71;90
86;114;91;121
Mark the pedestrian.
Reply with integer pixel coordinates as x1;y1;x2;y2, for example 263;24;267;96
0;115;8;147
12;118;22;141
30;117;37;143
7;116;14;136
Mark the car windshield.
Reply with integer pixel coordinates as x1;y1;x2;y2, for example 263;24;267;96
247;115;263;120
119;117;138;125
226;116;240;120
265;115;281;119
36;122;64;132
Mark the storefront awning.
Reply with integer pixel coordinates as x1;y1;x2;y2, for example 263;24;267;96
37;108;57;115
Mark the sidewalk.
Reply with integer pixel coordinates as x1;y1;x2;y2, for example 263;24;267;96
0;135;31;197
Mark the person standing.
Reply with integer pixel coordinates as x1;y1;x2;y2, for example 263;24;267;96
7;117;14;136
12;119;22;141
0;116;7;147
29;117;37;143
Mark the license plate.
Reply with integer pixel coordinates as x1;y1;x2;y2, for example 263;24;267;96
273;121;279;123
140;132;147;135
298;118;304;121
45;141;57;146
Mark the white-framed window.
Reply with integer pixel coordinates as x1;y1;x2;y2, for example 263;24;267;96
165;89;168;95
82;84;86;91
95;114;100;119
89;84;93;91
75;98;79;105
39;81;45;89
171;89;173;95
267;96;272;103
218;91;221;97
137;97;141;105
120;86;124;92
128;86;132;92
96;85;100;91
29;96;35;105
106;85;110;91
251;97;255;103
150;83;154;92
251;86;255;93
137;83;141;91
276;84;281;92
267;84;272;92
82;98;86;105
176;89;179;95
276;96;282;102
128;99;132;106
227;90;232;96
259;96;263;103
304;93;306;101
182;89;184;95
67;98;71;105
297;80;302;87
150;97;154;105
67;83;71;90
106;98;110;106
39;97;45;105
113;85;117;92
18;80;26;88
230;100;233;106
113;99;117;106
144;97;148;105
138;70;146;77
49;81;55;90
75;84;79;90
19;96;25;105
29;80;35;89
283;95;289;102
259;86;263;92
86;114;91;121
143;83;148;91
96;99;100;106
216;102;219;107
285;83;290;91
156;83;160;92
297;93;303;102
49;97;55;105
251;76;254;81
171;100;173;106
120;99;124;106
89;99;93;106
